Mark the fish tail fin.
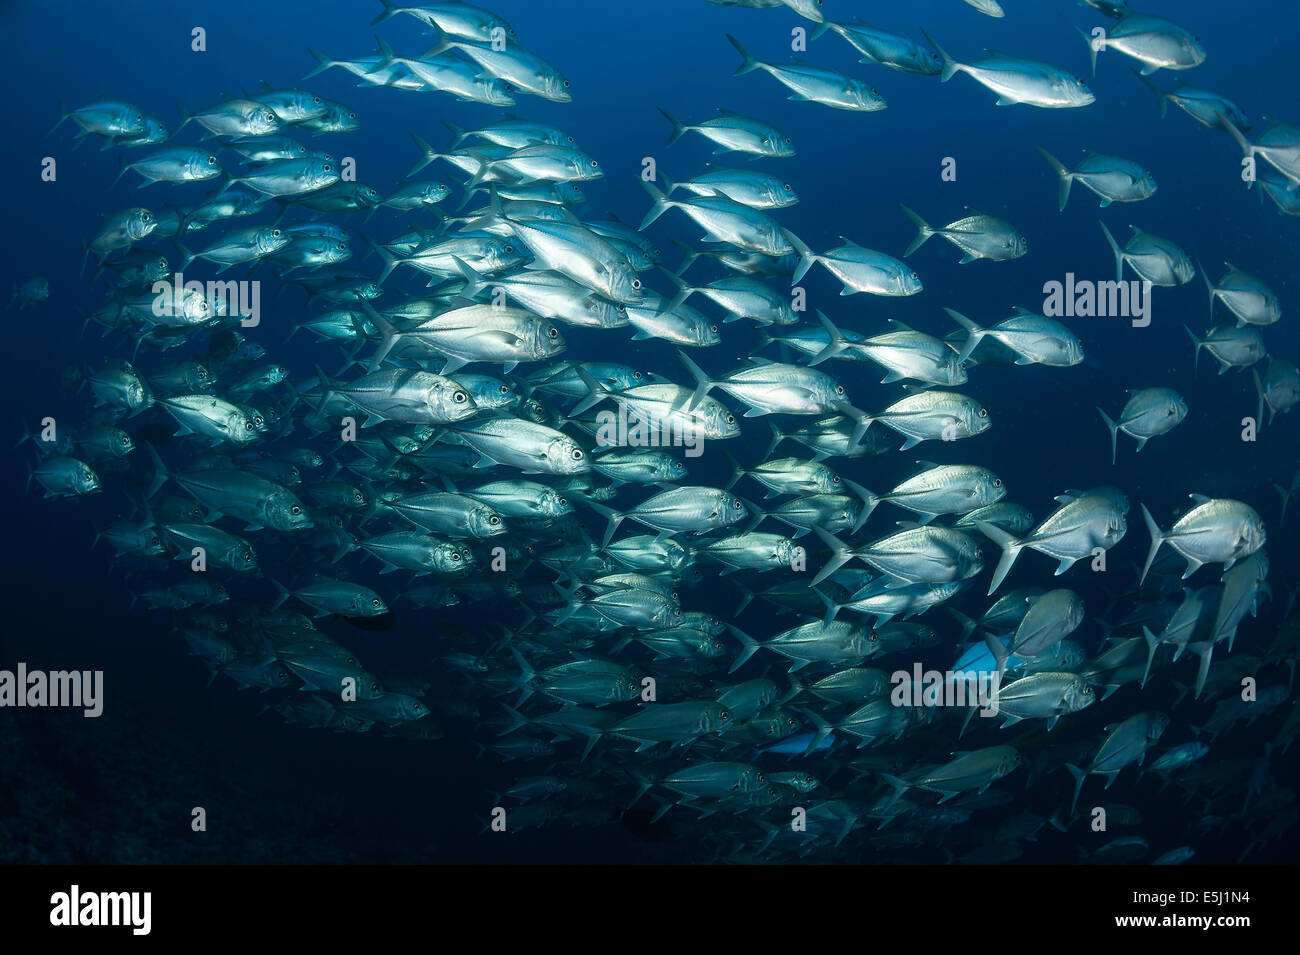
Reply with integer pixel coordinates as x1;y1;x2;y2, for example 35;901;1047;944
408;133;438;177
809;525;853;588
808;310;846;366
1191;640;1214;700
144;443;169;499
369;0;399;26
900;204;933;257
842;479;879;530
655;264;691;315
675;349;713;411
1066;763;1087;816
638;179;672;230
784;228;817;284
498;702;528;737
1035;146;1073;211
1099;220;1123;283
1183;324;1203;373
586;500;625;547
1252;368;1266;432
726;624;760;674
722;450;744;491
303;48;337;80
880;773;911;810
569;364;612;417
984;632;1011;682
47;100;69;137
1130;69;1169;118
944;307;986;363
657;106;687;147
362;301;400;370
270;578;290;610
450;254;487;299
726;34;761;76
1139;503;1164;587
801;706;832;755
1140;625;1160;689
759;420;780;459
832;400;873;451
1199;258;1217;320
1096;406;1119;466
974;519;1024;595
920;29;959;82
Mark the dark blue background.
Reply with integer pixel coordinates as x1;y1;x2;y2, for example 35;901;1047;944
1;0;1296;863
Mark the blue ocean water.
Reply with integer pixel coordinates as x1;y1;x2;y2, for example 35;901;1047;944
0;0;1297;863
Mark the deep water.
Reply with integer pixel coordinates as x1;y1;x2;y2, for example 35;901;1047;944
1;0;1298;863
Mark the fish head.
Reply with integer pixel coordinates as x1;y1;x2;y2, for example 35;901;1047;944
249;106;281;135
1060;75;1095;106
967;402;992;436
605;268;644;306
1148;712;1172;740
543;435;590;475
127;208;158;240
480;80;516;108
308;158;342;191
530;320;566;359
847;82;889;111
1237;514;1267;557
436;381;480;423
73;461;102;495
1064;678;1097;714
765;132;797;158
234;545;259;573
267;491;312;531
768;179;799;207
540;71;573;103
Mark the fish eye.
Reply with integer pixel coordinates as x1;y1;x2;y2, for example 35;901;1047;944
243;551;253;561
631;279;642;290
558;497;567;506
451;551;461;561
272;229;281;237
291;505;301;514
489;515;501;525
371;598;381;607
208;156;216;164
453;391;468;402
835;385;844;395
354;491;363;502
498;384;510;394
784;137;791;143
783;183;791;191
563;80;570;87
571;448;584;460
590;160;598;168
504;245;514;253
993;478;1002;488
547;327;559;338
709;325;717;333
725;415;735;424
632;371;643;379
323;164;332;172
831;475;841;484
978;408;988;418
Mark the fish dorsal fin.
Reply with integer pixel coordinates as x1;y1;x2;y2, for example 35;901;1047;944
1189;493;1213;505
886;318;917;333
